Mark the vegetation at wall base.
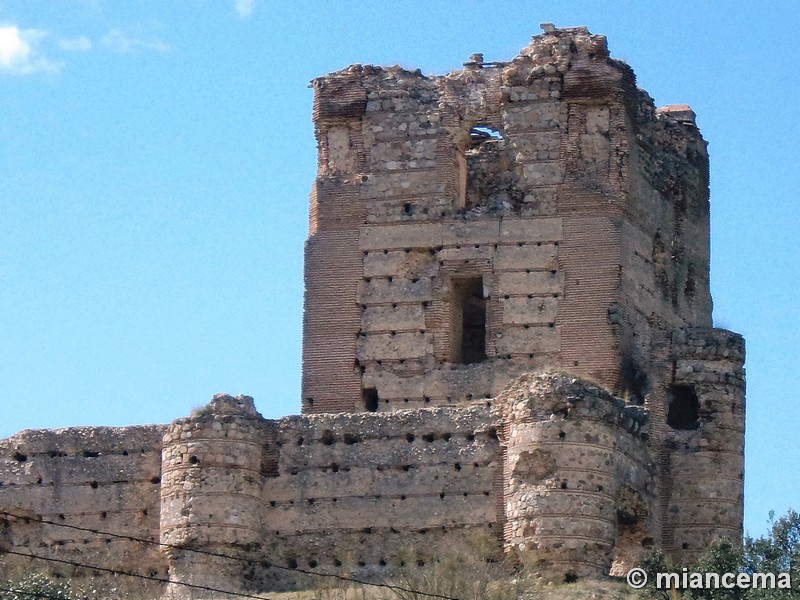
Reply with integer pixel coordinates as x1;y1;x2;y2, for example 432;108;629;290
639;510;800;599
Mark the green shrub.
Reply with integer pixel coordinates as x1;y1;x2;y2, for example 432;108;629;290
0;573;118;600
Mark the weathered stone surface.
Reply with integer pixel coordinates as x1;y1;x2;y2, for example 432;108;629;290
0;24;745;599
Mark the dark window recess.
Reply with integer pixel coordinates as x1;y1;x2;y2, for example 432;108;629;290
363;388;379;413
667;385;700;430
685;265;696;299
620;357;648;405
451;277;487;364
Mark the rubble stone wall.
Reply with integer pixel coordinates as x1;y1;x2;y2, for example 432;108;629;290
665;328;746;559
301;26;720;418
0;396;504;596
0;25;746;599
0;425;167;594
252;403;504;591
500;374;655;577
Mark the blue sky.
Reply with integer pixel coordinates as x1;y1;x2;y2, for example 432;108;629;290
1;1;798;538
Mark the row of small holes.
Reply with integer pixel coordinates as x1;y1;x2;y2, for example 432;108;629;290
270;489;492;506
281;524;496;569
287;460;485;476
363;241;554;255
10;449;149;461
297;430;482;446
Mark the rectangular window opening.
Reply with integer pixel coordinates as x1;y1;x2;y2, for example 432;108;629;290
451;277;487;364
667;384;699;430
363;388;379;413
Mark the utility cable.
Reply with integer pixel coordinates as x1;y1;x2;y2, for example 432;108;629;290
0;510;465;600
2;548;268;599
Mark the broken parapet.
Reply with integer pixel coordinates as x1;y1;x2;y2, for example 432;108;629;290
304;23;715;421
500;372;655;580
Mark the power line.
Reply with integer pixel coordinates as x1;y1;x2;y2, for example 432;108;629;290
0;510;465;600
2;548;268;599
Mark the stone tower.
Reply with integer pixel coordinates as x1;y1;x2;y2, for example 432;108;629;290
0;26;745;596
302;24;745;561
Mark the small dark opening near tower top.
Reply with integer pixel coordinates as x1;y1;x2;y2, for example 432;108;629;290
451;277;487;364
363;388;379;413
469;125;504;146
667;384;700;430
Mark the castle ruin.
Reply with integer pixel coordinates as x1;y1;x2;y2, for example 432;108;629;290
0;25;745;598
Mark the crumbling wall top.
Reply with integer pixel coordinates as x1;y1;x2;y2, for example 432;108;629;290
500;371;649;437
310;23;698;140
0;424;165;456
194;393;262;418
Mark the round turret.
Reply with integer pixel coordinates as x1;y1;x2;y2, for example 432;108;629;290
160;394;266;598
501;372;652;580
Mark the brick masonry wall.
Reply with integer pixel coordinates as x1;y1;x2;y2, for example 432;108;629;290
303;28;637;413
302;26;722;416
0;25;746;598
301;25;745;565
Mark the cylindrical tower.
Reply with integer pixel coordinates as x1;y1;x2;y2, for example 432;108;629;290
666;328;746;560
502;372;651;580
160;394;266;599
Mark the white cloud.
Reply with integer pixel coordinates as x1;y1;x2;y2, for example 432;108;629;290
235;0;255;18
58;36;92;52
0;25;61;74
101;28;170;54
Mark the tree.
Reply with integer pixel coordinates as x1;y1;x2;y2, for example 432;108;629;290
743;510;800;599
0;573;113;600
